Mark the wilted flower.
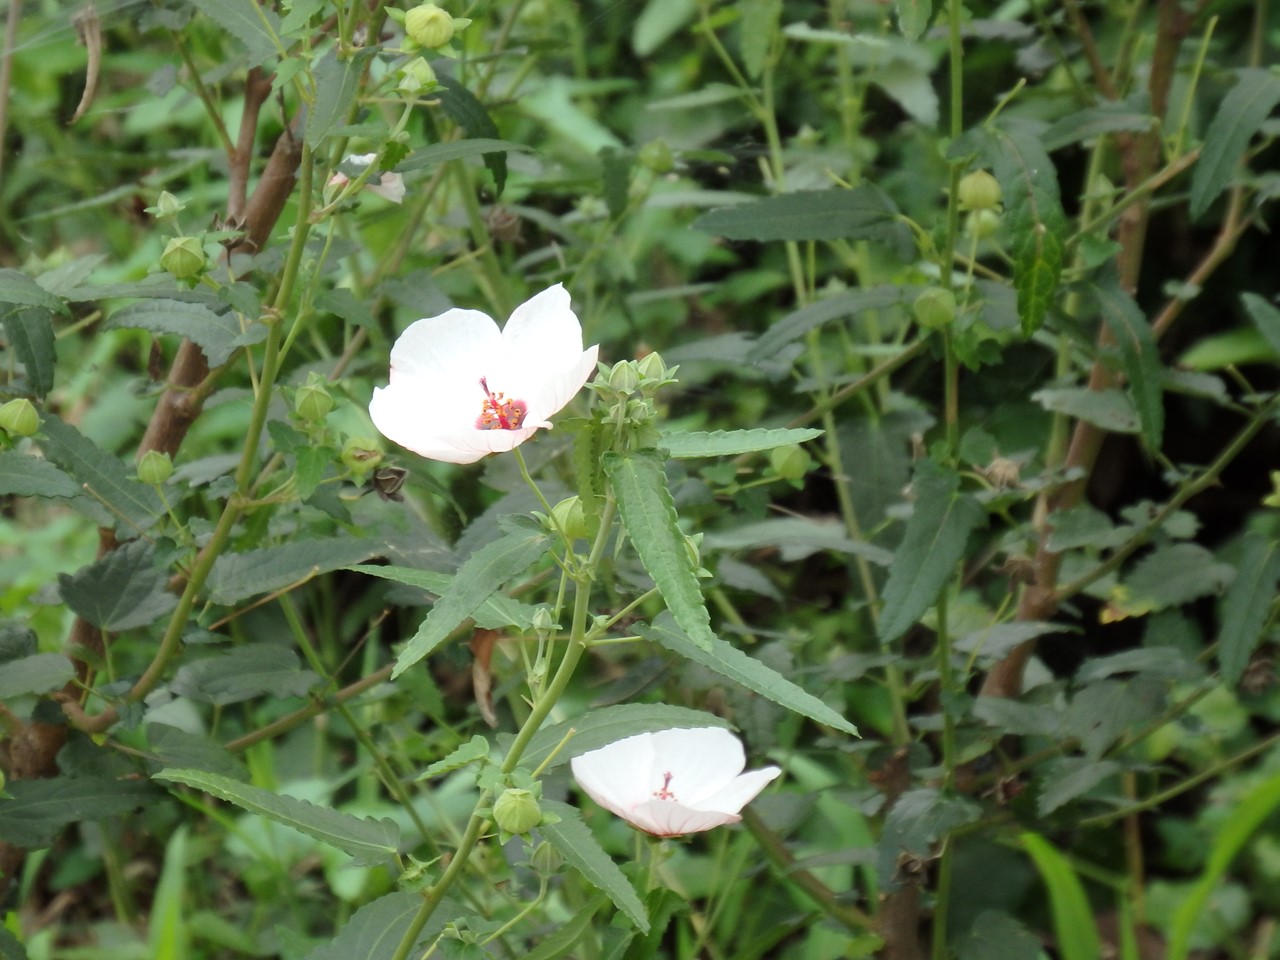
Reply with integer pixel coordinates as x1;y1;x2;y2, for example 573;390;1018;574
329;154;405;204
369;284;598;464
570;727;781;837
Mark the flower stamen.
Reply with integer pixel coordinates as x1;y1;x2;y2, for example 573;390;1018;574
477;376;527;431
653;771;677;801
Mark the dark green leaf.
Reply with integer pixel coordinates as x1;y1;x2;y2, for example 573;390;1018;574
957;910;1043;960
540;800;649;932
876;788;980;889
396;138;534;172
301;891;458;960
434;77;507;196
1037;757;1121;815
749;285;910;360
1032;387;1139;433
208;538;384;604
145;724;249;781
1190;69;1280;220
0;777;159;847
278;0;324;34
524;893;609;960
1041;95;1156;152
1217;531;1280;685
705;516;892;564
0;450;79;499
347;563;538;632
878;460;986;645
520;703;731;772
0;924;29;960
391;531;549;678
895;0;931;39
1046;505;1129;552
169;644;321;705
971;697;1061;738
1093;280;1163;449
38;415;164;533
0;653;74;699
955;621;1067;661
659;427;822;458
3;308;56;398
107;299;255;367
58;539;178;631
694;188;912;257
739;0;781;77
605;450;714;652
1075;646;1198;682
1240;293;1280;357
638;615;858;735
153;769;399;865
184;0;283;65
1121;543;1233;615
1064;678;1163;759
0;268;70;314
306;48;375;148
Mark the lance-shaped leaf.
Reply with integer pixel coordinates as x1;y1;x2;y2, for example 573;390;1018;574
59;538;178;632
1241;292;1280;357
878;460;986;645
0;268;70;314
3;307;56;398
659;427;822;458
1217;530;1280;686
208;538;385;605
396;138;533;172
184;0;282;66
38;415;164;532
1092;280;1163;449
306;47;376;148
539;799;649;932
748;284;910;361
604;449;714;652
434;76;508;196
1190;69;1280;221
1020;832;1102;960
347;563;538;631
153;769;399;866
106;299;258;367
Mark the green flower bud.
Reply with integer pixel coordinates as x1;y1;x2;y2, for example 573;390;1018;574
151;191;185;220
341;438;383;476
0;398;39;437
607;360;640;395
493;788;542;835
405;3;454;48
136;450;173;486
966;208;1001;240
769;444;812;482
530;606;557;635
550;496;589;540
635;351;668;381
399;56;437;93
912;287;957;331
637;139;674;174
294;376;334;422
529;840;562;877
957;170;1002;211
160;236;206;281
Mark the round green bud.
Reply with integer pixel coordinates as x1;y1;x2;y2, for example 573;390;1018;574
399;56;437;93
607;360;640;395
530;840;562;877
160;236;206;281
294;379;334;422
341;438;383;476
637;139;674;175
493;788;542;835
957;170;1002;211
136;450;173;486
912;287;957;331
550;496;589;540
405;3;454;48
769;444;812;482
966;208;1001;240
0;398;39;438
152;191;185;220
530;606;557;635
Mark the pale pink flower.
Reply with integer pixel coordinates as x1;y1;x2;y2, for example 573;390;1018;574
570;728;782;836
329;153;405;203
369;284;599;464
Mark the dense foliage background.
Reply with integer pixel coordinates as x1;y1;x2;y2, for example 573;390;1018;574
2;0;1280;957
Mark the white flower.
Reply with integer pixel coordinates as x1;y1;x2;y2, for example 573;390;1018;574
369;284;599;464
329;153;405;204
570;727;781;837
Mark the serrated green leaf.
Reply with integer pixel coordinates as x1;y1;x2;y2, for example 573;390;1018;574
434;77;507;196
0;268;70;314
3;308;56;398
278;0;324;34
957;910;1043;960
693;188;912;257
605;450;714;652
521;703;732;772
895;0;931;40
1121;543;1233;614
301;891;458;960
1032;386;1139;433
1036;757;1120;815
1190;69;1280;221
38;415;164;533
878;460;986;645
1217;531;1280;685
0;653;74;699
638;615;858;735
391;531;549;678
58;539;178;631
170;644;321;705
1041;94;1156;151
396;138;533;172
1093;280;1163;449
0;777;159;847
749;284;911;361
185;0;282;65
107;299;255;367
417;734;491;780
306;48;375;148
145;724;249;781
705;516;893;564
347;563;538;632
877;788;979;889
208;538;384;605
739;0;782;77
1020;832;1102;960
1240;292;1280;356
569;415;608;537
0;450;79;498
986;122;1065;334
154;769;399;865
540;799;649;932
659;427;822;458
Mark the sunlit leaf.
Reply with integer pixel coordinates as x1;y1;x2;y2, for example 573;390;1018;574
1020;832;1102;960
659;427;822;458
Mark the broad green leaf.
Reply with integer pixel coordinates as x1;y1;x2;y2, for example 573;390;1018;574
0;450;79;499
520;702;731;772
705;516;893;564
659;427;822;458
739;0;782;77
693;188;912;257
1032;386;1139;434
3;308;56;398
107;299;255;367
1037;757;1121;815
396;138;533;172
391;530;549;678
0;267;70;314
1020;831;1102;960
1046;505;1130;552
208;538;384;604
1064;678;1163;759
972;697;1061;738
895;0;931;42
185;0;283;65
638;615;858;735
748;285;910;361
1240;292;1280;356
38;415;164;532
1168;770;1280;960
1093;280;1163;449
957;910;1043;960
62;275;215;304
347;563;538;632
1217;530;1280;685
876;788;979;888
0;653;74;699
956;621;1068;660
434;77;508;196
1116;543;1233;617
1190;69;1280;221
0;777;159;847
145;724;249;781
417;734;491;780
302;892;459;960
306;48;375;148
58;539;178;631
604;450;714;652
986;121;1065;334
1041;95;1156;152
1075;646;1197;682
170;644;321;706
540;799;649;932
878;460;986;645
153;769;399;866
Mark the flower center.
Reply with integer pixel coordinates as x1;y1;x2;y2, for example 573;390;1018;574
652;771;677;801
476;377;528;431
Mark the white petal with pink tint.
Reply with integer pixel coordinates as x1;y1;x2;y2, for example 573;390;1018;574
570;727;781;837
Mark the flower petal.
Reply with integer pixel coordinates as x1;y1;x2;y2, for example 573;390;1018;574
502;284;587;373
690;767;782;814
571;733;657;811
368;172;406;204
388;308;501;385
646;728;746;803
628;801;740;836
